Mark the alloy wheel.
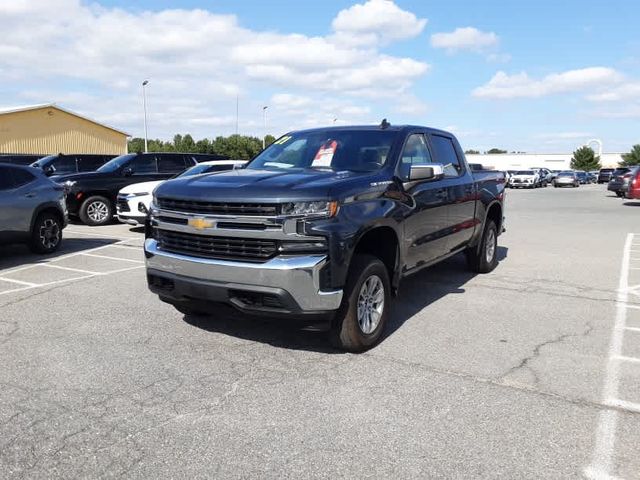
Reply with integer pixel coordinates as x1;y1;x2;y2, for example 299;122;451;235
357;275;385;334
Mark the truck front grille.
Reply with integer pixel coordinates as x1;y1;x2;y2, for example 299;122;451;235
156;230;278;262
156;198;279;216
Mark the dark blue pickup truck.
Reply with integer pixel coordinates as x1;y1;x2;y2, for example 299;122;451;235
144;123;506;351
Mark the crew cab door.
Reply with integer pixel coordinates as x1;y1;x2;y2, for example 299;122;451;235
428;133;477;252
398;133;451;270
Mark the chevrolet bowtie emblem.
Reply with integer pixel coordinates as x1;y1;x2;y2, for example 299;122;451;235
188;217;214;230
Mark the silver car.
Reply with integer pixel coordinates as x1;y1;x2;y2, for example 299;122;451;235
0;163;68;253
553;171;579;188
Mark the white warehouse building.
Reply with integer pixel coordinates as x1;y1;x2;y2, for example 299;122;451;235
465;152;623;171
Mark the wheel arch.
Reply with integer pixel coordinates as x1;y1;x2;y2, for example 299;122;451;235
351;225;401;293
29;202;65;234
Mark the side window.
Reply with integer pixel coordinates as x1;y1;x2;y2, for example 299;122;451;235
11;168;36;188
130;155;157;174
0;167;15;190
78;156;105;172
158;154;186;173
204;164;234;173
52;156;77;174
399;134;432;180
430;134;462;177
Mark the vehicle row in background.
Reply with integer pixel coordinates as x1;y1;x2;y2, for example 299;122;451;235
506;168;597;188
52;152;229;226
0;163;67;253
31;153;116;176
117;160;246;225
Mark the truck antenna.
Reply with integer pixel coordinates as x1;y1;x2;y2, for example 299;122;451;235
380;118;390;129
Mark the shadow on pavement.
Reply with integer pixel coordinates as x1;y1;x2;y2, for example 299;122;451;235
0;235;121;271
182;246;508;353
622;201;640;207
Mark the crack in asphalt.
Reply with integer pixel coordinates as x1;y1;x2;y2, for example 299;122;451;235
364;347;640;418
499;322;595;385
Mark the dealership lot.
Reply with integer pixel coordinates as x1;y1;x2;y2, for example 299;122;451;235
1;184;640;478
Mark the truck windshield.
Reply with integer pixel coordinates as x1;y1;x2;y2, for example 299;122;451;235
97;154;136;173
247;130;398;172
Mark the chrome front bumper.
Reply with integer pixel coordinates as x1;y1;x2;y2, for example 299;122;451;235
144;239;343;312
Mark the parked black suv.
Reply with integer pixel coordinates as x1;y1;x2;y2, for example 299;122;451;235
31;153;115;176
53;152;227;226
598;168;615;184
0;163;67;253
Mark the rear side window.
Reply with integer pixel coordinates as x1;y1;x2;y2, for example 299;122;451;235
78;156;106;172
430;135;462;177
131;155;157;174
204;164;236;173
11;168;36;187
158;154;187;173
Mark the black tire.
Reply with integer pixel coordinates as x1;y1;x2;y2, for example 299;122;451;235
330;254;390;352
616;191;624;197
465;220;499;274
29;211;63;254
79;195;113;226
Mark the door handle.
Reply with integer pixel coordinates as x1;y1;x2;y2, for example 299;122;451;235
25;192;36;198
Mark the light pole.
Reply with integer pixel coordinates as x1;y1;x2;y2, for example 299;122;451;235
262;105;268;149
142;80;149;153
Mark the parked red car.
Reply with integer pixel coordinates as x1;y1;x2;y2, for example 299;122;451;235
624;167;640;199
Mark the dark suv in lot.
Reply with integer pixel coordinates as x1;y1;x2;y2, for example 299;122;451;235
53;152;227;226
31;153;115;176
0;163;67;253
598;168;615;184
608;167;635;197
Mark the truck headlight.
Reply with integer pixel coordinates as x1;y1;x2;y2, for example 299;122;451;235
127;192;148;197
281;201;339;217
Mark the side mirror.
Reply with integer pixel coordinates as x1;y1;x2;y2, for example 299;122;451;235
409;163;444;181
122;167;133;176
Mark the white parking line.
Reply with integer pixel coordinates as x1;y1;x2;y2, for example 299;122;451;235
613;355;640;364
606;398;640;414
65;229;140;240
0;275;93;296
585;233;633;480
0;277;40;287
42;264;100;275
81;253;143;264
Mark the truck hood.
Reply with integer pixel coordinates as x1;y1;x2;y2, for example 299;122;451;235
154;168;379;203
119;180;164;195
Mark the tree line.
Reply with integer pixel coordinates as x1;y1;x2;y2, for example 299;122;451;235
128;134;276;160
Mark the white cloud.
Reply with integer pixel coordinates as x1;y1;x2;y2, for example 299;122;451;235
586;83;640;102
0;0;431;139
331;0;427;46
430;27;499;53
473;67;623;99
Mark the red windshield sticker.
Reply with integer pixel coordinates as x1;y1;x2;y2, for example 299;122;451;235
312;140;337;167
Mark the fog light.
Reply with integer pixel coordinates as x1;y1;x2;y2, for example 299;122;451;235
138;202;148;214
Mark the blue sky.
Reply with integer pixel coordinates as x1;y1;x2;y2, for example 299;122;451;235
2;0;639;152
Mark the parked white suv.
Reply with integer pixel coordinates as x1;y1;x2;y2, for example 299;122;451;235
508;170;540;189
117;160;246;225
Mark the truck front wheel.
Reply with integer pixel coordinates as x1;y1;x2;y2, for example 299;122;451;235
330;254;390;352
465;220;498;273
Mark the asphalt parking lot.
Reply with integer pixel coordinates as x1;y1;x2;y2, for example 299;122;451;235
1;183;639;479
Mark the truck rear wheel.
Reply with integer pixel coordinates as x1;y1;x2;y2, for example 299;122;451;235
465;220;498;274
330;254;390;352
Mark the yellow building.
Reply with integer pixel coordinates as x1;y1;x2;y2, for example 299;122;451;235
0;104;129;155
